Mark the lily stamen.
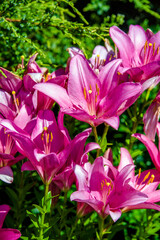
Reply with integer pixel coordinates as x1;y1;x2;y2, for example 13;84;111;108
153;42;156;56
12;91;20;114
83;87;87;99
41;127;53;154
147;174;155;184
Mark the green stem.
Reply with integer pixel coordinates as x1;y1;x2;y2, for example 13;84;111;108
100;124;109;150
92;126;100;157
93;126;99;143
39;182;49;239
68;217;79;240
99;217;104;240
15;169;24;228
60;190;68;233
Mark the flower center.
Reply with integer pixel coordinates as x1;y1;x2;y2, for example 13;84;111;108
101;178;113;196
83;83;100;116
143;41;160;65
136;168;155;191
93;54;106;74
41;127;53;154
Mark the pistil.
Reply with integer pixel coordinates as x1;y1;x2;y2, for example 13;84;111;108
12;91;20;114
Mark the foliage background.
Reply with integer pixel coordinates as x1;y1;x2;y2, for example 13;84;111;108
0;0;160;239
1;0;160;71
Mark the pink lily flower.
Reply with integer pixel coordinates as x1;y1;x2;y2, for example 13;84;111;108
89;44;115;73
34;55;141;129
143;90;160;141
68;43;114;74
71;156;148;222
0;126;23;183
117;148;160;213
0;205;21;239
52;132;100;191
0;68;22;94
133;124;160;172
23;53;68;112
0;110;95;184
110;25;160;84
0;110;69;184
0;67;34;128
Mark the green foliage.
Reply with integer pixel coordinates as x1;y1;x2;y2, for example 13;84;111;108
0;0;111;70
130;0;160;19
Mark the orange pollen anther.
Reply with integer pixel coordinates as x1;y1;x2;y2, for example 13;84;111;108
153;42;156;55
83;87;87;99
16;98;19;106
142;171;150;183
138;168;141;178
147;174;155;184
109;55;112;61
144;40;148;54
101;179;112;191
95;94;97;103
96;83;100;95
45;74;49;82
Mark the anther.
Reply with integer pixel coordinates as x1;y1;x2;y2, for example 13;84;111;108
147;174;155;184
83;87;87;99
153;43;156;55
142;171;150;183
109;55;112;61
138;168;141;177
96;83;100;95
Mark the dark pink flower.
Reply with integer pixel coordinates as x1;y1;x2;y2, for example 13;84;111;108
34;55;141;129
0;126;23;183
117;148;160;213
110;25;160;84
71;148;160;221
71;156;148;221
133;124;160;173
143;90;160;141
0;205;21;240
1;110;96;185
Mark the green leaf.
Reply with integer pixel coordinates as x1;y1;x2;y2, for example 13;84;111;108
26;210;39;228
32;204;45;214
0;69;7;78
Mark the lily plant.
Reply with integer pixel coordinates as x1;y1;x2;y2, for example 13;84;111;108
34;55;141;130
110;25;160;84
71;148;160;223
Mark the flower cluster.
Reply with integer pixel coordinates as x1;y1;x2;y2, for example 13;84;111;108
0;24;160;238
